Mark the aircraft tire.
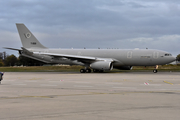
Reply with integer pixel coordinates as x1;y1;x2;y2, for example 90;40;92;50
86;69;91;73
80;69;86;73
93;69;99;73
99;70;104;73
153;69;158;73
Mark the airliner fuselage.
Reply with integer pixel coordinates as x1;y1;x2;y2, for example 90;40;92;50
5;24;176;73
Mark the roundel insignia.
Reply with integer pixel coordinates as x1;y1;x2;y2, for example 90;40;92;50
25;32;31;38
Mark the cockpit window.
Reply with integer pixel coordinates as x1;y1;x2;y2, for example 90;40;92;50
165;53;172;56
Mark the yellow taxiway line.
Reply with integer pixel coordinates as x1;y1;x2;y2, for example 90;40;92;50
163;81;173;85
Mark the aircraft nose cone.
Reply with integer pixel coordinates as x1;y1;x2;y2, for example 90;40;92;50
171;56;176;62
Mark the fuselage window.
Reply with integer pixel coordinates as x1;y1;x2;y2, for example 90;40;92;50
165;54;172;56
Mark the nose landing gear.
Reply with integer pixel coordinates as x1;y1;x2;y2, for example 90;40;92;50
153;65;158;73
153;69;158;73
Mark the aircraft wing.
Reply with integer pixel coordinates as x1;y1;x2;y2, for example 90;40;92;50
34;52;115;63
4;47;33;55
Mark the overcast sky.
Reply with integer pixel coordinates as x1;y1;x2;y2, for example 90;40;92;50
0;0;180;56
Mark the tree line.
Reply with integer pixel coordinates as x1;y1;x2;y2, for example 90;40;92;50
0;52;44;67
0;51;180;67
177;54;180;62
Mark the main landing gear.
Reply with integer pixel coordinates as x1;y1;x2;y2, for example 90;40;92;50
80;68;91;73
80;68;104;73
153;65;158;73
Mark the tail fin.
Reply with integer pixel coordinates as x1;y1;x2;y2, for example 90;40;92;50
16;23;47;49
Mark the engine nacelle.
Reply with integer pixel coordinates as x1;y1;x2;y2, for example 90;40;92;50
90;61;113;70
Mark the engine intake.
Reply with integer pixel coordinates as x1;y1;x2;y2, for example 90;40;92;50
90;61;113;70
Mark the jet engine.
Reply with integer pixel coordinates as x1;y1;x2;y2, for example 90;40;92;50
90;61;113;70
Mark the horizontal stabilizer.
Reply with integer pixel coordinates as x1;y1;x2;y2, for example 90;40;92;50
4;47;22;51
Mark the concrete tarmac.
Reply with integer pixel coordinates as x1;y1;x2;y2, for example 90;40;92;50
0;72;180;120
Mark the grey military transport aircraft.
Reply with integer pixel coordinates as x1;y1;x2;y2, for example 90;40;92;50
5;24;176;73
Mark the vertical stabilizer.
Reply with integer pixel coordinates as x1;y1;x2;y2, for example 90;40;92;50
16;23;47;49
